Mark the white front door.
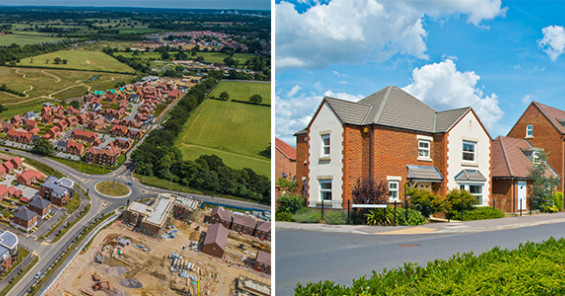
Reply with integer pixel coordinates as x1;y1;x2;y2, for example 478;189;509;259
518;181;527;211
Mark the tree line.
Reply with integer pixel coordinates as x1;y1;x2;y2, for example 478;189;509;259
0;40;71;65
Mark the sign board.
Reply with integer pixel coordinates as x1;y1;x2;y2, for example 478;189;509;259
351;204;387;209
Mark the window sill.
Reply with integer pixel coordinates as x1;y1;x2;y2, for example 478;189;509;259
318;156;331;162
461;161;478;167
525;136;534;139
417;157;432;162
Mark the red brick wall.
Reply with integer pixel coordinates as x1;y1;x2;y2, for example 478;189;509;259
507;104;564;190
295;133;309;205
275;149;296;184
492;179;532;212
341;125;369;207
202;243;223;258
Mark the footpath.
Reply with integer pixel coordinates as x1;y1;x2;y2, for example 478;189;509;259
276;212;565;235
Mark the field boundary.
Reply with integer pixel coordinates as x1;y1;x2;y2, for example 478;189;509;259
1;64;134;75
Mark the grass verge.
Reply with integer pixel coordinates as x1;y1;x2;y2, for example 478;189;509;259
95;181;130;197
51;204;90;244
0;249;37;296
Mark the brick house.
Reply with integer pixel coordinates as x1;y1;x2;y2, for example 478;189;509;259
65;116;79;127
254;221;271;241
202;223;228;258
3;161;14;174
507;101;565;192
10;115;22;126
84;144;121;167
10;157;22;170
113;137;132;150
55;119;68;131
254;250;271;274
39;176;74;206
1;123;15;133
209;207;232;229
296;86;493;209
0;231;18;274
7;130;32;144
275;137;296;197
88;118;106;131
28;197;52;219
231;214;256;235
16;170;37;186
0;165;6;178
0;185;8;200
25;120;37;131
66;140;85;155
77;113;89;124
71;129;98;143
11;206;37;232
493;136;559;212
46;126;60;139
111;125;128;137
126;128;142;139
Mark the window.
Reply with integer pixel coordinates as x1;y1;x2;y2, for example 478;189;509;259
526;124;533;137
388;181;399;201
418;140;430;158
319;179;332;201
462;141;476;162
321;134;330;157
533;151;540;164
459;184;483;205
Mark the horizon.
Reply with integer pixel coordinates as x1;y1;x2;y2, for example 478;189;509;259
0;1;270;11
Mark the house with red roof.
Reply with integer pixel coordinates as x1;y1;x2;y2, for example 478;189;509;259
55;119;68;131
10;115;22;126
77;113;89;124
2;162;13;174
41;113;53;124
84;144;121;166
71;129;98;143
275;137;296;196
10;157;22;170
2;123;15;133
254;221;271;242
65;116;79;127
0;165;7;177
25;120;37;131
0;185;8;200
47;126;60;139
114;137;132;150
209;206;232;229
16;170;38;186
202;223;228;258
254;250;271;274
111;125;128;137
88;118;106;131
66;140;85;155
232;214;256;235
7;130;32;144
126;128;142;139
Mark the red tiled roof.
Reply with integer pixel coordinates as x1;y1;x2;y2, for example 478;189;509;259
233;214;257;229
204;223;228;251
10;157;22;166
492;136;557;179
275;137;296;161
0;184;7;196
112;125;128;133
72;129;98;139
67;140;84;150
18;170;37;182
3;161;13;170
533;102;565;134
256;250;271;266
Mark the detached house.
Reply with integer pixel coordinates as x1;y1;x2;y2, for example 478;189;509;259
296;86;493;209
40;176;74;206
11;206;37;232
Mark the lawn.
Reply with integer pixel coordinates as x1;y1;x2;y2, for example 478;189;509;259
0;31;64;46
176;99;270;177
208;80;271;105
16;50;135;73
96;181;130;196
117;50;255;65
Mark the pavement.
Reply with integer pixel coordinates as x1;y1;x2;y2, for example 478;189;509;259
276;211;565;235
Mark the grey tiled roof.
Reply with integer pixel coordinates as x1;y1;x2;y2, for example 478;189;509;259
29;198;51;210
406;165;443;182
13;207;37;222
324;97;371;126
454;169;487;182
435;107;471;132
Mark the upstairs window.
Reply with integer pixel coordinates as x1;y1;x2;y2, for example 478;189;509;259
463;140;476;162
526;124;533;137
418;140;430;158
321;134;330;157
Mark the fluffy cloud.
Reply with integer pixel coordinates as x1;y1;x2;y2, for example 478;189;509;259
276;0;506;69
403;59;503;131
275;89;363;144
539;25;565;61
287;85;302;97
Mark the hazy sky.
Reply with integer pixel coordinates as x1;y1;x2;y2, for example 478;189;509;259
0;0;270;10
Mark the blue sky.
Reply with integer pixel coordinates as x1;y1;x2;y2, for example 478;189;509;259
275;0;565;145
0;0;270;10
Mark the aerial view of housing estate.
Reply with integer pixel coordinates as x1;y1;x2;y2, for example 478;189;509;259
274;1;565;296
0;2;270;296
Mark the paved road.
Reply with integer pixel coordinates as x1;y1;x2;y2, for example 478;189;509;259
276;223;565;296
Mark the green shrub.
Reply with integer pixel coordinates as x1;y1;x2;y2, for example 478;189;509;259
365;208;426;226
277;193;304;214
296;237;565;295
452;206;504;221
553;192;564;211
275;210;294;222
293;207;322;223
407;188;444;217
323;210;347;225
446;189;477;213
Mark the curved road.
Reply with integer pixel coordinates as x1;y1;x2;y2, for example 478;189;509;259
3;148;268;296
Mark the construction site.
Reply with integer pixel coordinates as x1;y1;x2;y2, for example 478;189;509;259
50;203;271;296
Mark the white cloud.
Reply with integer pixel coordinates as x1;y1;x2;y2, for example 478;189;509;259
402;59;503;131
275;88;363;144
522;94;534;104
276;0;506;69
539;25;565;61
287;85;302;97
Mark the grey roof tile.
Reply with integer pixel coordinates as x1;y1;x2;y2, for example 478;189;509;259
454;169;487;182
435;108;471;132
406;165;443;182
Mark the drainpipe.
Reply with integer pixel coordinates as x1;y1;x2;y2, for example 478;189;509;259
369;126;373;180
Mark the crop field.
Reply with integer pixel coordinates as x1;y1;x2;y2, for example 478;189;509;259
16;50;135;73
208;80;271;105
176;99;270;177
117;50;256;65
0;67;133;119
0;31;65;46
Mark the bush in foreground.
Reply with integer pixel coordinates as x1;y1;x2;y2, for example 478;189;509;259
323;210;347;225
295;237;565;295
452;206;504;221
365;208;426;226
293;208;322;223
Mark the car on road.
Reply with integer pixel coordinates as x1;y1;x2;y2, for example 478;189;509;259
127;182;133;185
34;272;41;279
4;149;8;151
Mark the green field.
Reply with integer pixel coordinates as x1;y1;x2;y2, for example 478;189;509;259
16;50;135;73
208;80;271;105
176;99;270;177
117;51;255;65
0;31;64;46
0;67;133;119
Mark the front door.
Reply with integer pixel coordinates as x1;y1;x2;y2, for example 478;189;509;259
518;181;527;211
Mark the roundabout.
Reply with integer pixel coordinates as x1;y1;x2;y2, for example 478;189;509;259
94;181;132;199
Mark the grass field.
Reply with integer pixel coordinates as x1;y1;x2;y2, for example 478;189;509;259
0;31;64;46
0;67;133;119
16;50;135;73
96;181;130;196
176;98;270;177
208;80;271;105
117;51;256;65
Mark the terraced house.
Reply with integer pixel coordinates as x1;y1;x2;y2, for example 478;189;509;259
296;86;493;209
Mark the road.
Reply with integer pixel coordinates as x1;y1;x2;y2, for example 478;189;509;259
276;223;565;296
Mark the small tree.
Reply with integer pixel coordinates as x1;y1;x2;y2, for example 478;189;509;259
70;100;81;109
445;189;477;213
528;151;560;211
30;138;54;156
250;94;263;104
407;187;444;218
53;57;62;64
62;59;68;64
351;178;389;205
219;91;229;100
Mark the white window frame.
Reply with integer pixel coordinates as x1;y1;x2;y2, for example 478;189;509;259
418;140;430;158
388;180;399;202
459;183;483;205
462;140;476;162
526;124;533;137
321;134;330;157
533;150;540;164
319;179;332;201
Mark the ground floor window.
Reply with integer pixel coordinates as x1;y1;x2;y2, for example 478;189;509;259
319;179;332;201
389;180;399;202
459;184;483;205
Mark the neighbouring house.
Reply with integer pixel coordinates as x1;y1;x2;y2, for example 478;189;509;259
84;144;121;167
492;136;559;213
0;185;8;200
88;118;106;131
25;120;37;131
39;176;74;206
126;128;142;139
8;187;22;199
2;123;15;133
28;197;52;219
507;101;565;193
46;126;61;139
254;221;271;241
10;157;22;170
111;125;128;137
7;130;32;144
202;223;228;258
113;137;132;150
41;113;53;125
209;207;232;229
66;140;85;155
0;165;6;177
295;85;493;209
55;119;68;131
0;231;18;274
10;115;22;126
122;195;173;236
77;113;89;124
254;250;271;274
16;170;38;186
102;108;123;120
11;206;37;232
275;137;297;198
65;116;79;127
2;161;14;174
71;129;98;143
231;214;256;235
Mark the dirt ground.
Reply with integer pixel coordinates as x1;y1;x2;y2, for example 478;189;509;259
48;210;271;296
